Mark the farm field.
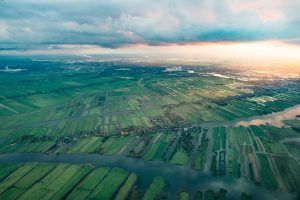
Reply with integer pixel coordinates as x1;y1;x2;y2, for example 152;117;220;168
0;163;168;200
0;163;92;200
0;162;259;200
142;176;166;200
0;57;300;199
177;191;189;200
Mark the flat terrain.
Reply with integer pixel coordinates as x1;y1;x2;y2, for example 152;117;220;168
0;57;300;199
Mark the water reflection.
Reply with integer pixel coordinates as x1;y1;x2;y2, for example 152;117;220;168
236;104;300;127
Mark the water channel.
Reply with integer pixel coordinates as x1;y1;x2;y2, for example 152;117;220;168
0;105;300;199
0;153;297;200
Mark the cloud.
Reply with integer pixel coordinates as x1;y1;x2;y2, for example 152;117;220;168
0;21;9;40
0;0;299;50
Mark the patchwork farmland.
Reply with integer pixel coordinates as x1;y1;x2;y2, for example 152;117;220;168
0;57;300;199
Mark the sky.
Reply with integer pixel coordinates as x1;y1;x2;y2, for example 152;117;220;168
0;0;300;71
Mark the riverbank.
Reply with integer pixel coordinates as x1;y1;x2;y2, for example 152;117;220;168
0;152;297;200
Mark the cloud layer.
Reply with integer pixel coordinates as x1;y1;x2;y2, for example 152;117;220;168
0;0;300;50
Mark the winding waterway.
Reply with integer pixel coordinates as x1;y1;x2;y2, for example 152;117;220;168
0;153;297;200
235;104;300;127
198;104;300;128
0;105;299;199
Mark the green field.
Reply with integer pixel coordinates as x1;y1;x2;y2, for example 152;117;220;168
193;191;203;200
142;176;166;200
1;58;300;198
257;154;278;190
0;163;144;200
177;191;189;200
88;168;129;199
0;163;92;200
67;167;110;200
144;133;171;161
170;150;189;165
192;130;209;171
115;173;137;200
273;157;300;192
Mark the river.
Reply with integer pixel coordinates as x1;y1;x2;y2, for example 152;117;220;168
235;104;300;127
1;104;300;199
196;104;300;128
0;153;297;200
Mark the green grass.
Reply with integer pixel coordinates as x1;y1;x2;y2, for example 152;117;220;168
0;163;38;194
220;127;226;149
235;126;251;145
67;167;110;200
260;138;287;155
88;167;129;200
0;187;26;200
14;164;55;189
142;176;166;200
192;134;209;171
227;127;236;146
273;157;300;192
249;126;269;139
18;164;92;200
169;150;189;165
284;119;300;126
192;152;206;170
67;137;103;153
46;165;92;200
260;125;299;141
193;191;203;200
1;62;300;199
100;137;131;155
204;190;214;200
115;173;138;200
213;127;221;152
0;163;19;182
248;128;259;151
257;154;278;190
227;147;239;178
284;143;300;158
144;133;170;161
177;191;189;200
